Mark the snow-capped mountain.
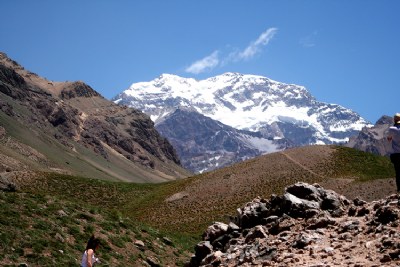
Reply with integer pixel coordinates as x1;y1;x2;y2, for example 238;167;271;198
113;72;371;172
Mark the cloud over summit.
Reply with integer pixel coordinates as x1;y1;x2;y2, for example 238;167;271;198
236;28;278;60
185;27;278;74
185;51;219;75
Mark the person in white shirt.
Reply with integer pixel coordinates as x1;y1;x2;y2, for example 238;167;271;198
81;235;100;267
387;113;400;192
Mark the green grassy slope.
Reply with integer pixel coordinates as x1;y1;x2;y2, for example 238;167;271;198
330;146;394;181
1;174;191;267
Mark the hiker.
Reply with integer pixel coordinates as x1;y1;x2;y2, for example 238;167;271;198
387;113;400;192
81;235;100;267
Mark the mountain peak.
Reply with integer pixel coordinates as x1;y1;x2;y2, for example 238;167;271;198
116;73;368;140
0;52;27;74
113;73;370;173
218;72;244;78
59;81;102;100
157;73;181;80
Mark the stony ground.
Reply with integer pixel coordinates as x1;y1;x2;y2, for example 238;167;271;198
321;177;398;202
189;182;400;267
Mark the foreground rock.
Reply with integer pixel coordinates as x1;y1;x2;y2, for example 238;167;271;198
188;182;400;266
0;172;17;192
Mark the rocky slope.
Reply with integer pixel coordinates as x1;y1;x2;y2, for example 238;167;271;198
346;115;393;156
189;182;400;267
0;52;190;182
156;108;291;173
114;73;370;173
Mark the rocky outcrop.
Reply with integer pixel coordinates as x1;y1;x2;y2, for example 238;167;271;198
0;64;30;100
346;115;393;156
188;182;400;266
60;81;101;99
0;172;17;192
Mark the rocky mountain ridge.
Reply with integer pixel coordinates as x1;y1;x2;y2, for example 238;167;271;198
189;182;400;266
0;52;190;182
114;73;371;173
346;115;393;156
156;108;292;173
114;72;370;144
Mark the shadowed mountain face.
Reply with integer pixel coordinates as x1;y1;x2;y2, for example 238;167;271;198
156;108;292;173
0;52;190;182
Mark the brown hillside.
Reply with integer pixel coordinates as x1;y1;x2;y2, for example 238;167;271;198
0;52;191;182
131;145;396;233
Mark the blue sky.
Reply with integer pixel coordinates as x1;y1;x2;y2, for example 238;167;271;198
1;0;399;123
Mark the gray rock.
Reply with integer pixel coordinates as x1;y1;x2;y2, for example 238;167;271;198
134;240;145;247
0;173;17;192
228;222;240;231
235;197;270;228
245;225;268;242
146;256;160;267
57;210;68;217
283;192;320;217
286;182;322;201
292;233;312;249
202;222;229;242
307;216;336;230
320;190;342;211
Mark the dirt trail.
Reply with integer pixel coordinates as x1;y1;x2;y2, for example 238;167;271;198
280;151;325;179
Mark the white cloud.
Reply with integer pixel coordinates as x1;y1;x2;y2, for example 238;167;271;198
185;27;277;74
185;51;220;74
237;28;278;60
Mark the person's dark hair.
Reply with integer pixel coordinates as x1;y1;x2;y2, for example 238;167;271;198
86;235;101;251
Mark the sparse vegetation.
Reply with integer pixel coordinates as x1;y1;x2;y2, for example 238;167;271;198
331;146;394;181
0;178;191;266
0;145;396;266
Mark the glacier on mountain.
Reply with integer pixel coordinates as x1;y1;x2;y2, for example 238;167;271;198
114;72;370;145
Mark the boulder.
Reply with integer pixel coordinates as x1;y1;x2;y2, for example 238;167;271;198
0;173;17;192
202;222;229;242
